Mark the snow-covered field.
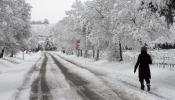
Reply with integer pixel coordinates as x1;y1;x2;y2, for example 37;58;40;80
0;52;41;100
55;50;175;100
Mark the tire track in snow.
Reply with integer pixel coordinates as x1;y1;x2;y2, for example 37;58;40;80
30;54;52;100
50;54;118;100
46;55;85;100
55;53;169;100
13;57;42;100
53;54;129;100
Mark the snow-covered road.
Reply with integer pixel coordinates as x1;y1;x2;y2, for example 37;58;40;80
1;51;174;100
0;52;41;100
50;54;122;100
50;52;175;100
13;52;122;100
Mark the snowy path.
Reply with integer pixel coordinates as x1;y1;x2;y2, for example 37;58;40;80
51;52;173;100
0;52;41;100
18;52;122;100
4;52;173;100
13;57;42;100
29;54;52;100
50;54;122;100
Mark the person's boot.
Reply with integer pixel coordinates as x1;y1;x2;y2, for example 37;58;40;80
147;84;151;91
141;85;145;90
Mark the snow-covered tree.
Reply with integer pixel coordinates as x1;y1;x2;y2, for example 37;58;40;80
0;0;31;57
140;0;175;28
53;0;174;61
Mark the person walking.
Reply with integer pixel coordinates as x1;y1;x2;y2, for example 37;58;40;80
134;46;152;91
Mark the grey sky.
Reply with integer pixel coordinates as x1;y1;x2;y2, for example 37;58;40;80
27;0;78;24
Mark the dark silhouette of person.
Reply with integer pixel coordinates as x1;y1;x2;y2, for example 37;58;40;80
134;46;152;91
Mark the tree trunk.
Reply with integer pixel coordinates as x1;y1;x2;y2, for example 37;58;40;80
10;51;13;57
119;41;123;61
77;49;80;57
80;49;83;56
95;49;100;61
0;48;5;58
93;49;95;58
84;50;88;58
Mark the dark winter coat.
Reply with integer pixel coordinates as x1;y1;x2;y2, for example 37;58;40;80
134;51;152;79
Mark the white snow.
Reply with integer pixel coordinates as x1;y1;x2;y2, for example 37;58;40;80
1;50;174;100
0;52;41;100
54;51;175;100
46;55;83;100
51;54;122;100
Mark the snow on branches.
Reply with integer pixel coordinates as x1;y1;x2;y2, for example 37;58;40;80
53;0;175;61
0;0;31;54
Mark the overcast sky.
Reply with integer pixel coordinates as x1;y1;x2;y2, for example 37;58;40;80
27;0;79;24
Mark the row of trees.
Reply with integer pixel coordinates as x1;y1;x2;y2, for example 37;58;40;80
31;19;50;25
0;0;31;58
53;0;175;61
154;42;175;49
